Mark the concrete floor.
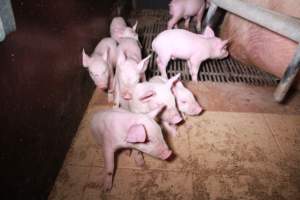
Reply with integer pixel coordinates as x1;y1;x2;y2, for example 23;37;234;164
49;82;300;200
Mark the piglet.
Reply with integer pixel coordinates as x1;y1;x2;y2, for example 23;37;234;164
168;0;206;32
128;74;183;136
82;37;117;96
91;106;171;191
113;38;151;107
152;26;229;81
149;76;203;116
110;17;139;43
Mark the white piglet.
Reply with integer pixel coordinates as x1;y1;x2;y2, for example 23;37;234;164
128;74;183;136
168;0;206;32
152;26;229;81
110;17;139;43
149;76;203;116
114;38;151;107
82;37;117;93
91;106;171;191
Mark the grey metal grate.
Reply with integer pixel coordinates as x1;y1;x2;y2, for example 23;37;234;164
133;10;279;86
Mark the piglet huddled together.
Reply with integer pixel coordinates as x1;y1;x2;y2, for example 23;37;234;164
82;8;229;191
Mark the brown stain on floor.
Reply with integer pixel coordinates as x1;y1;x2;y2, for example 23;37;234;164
49;84;300;200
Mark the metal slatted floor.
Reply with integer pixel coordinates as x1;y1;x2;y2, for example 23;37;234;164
133;10;279;86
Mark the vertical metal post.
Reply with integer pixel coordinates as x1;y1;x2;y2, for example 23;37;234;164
203;3;226;33
0;17;4;41
210;0;300;42
207;0;300;102
204;3;218;28
0;0;16;42
273;45;300;102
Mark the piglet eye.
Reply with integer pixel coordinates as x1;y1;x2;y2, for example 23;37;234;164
181;100;187;104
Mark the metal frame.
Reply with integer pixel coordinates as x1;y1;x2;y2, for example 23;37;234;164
0;0;16;42
134;11;278;85
205;0;300;102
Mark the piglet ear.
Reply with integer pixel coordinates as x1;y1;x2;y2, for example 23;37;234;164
172;80;184;95
126;124;146;143
82;49;90;68
139;90;156;102
147;105;165;119
175;80;184;88
137;54;151;73
203;26;215;38
166;73;181;89
132;21;138;32
117;50;126;66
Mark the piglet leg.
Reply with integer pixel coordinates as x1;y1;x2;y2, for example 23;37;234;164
162;121;178;137
132;150;145;167
113;78;120;108
157;56;169;79
167;15;181;29
102;147;115;192
184;17;191;30
187;58;202;82
108;93;114;103
107;67;114;103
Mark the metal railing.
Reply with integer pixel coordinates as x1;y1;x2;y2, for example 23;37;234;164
0;0;16;42
205;0;300;102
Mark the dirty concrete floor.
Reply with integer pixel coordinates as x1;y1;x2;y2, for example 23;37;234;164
49;82;300;200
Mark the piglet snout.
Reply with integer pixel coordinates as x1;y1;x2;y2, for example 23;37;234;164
160;149;172;160
97;83;107;90
192;106;203;115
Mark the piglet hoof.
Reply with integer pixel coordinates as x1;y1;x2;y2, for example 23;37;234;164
103;175;113;192
123;149;132;157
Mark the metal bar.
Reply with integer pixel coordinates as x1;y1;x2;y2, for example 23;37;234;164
211;0;300;42
0;0;16;42
0;17;4;41
203;3;218;29
209;0;300;101
274;45;300;102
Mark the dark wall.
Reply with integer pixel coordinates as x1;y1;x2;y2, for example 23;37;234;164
135;0;169;9
0;0;115;199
